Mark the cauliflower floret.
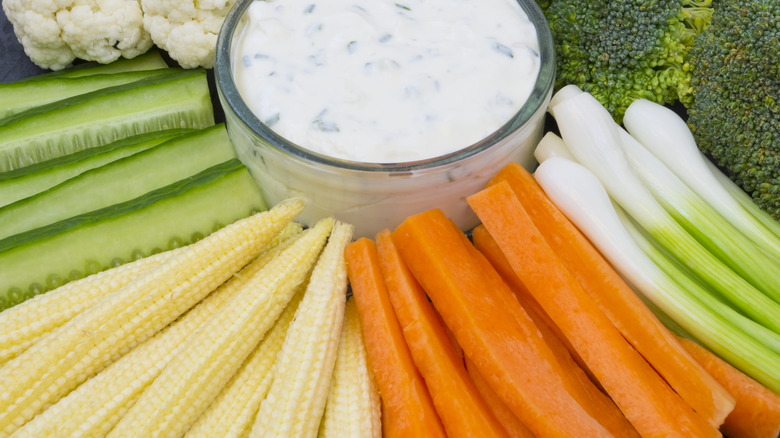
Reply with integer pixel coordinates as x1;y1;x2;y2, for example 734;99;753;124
57;0;153;63
141;0;235;68
3;0;152;70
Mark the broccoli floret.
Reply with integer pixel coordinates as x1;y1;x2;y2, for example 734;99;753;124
544;0;714;122
687;0;780;219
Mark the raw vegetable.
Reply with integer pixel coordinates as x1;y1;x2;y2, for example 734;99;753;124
318;296;383;438
463;357;534;438
0;199;305;436
623;98;780;256
107;215;331;438
390;208;615;438
140;0;237;68
0;124;237;239
468;181;720;437
2;0;151;70
677;336;780;438
251;221;353;438
549;89;780;332
616;127;780;302
0;246;180;364
540;0;714;121
345;237;447;438
466;223;639;438
373;229;509;438
532;156;780;393
0;68;178;119
0;69;214;172
13;48;168;81
686;0;780;219
9;227;302;438
183;227;304;438
486;161;736;426
0;159;267;310
0;129;190;208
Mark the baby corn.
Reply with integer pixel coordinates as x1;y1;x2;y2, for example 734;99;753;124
185;285;304;438
319;296;382;438
251;221;354;438
9;224;303;438
107;217;334;438
0;247;179;365
0;199;304;436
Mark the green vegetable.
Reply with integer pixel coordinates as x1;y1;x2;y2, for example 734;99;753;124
0;129;191;207
0;69;180;119
0;159;267;310
0;69;215;172
0;124;237;240
686;0;780;219
624;99;780;261
13;49;169;83
542;0;714;121
532;156;780;393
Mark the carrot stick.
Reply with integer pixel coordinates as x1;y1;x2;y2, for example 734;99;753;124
468;181;720;438
469;224;638;438
677;336;780;438
472;224;584;372
391;208;614;438
344;238;446;438
375;229;509;438
489;161;736;427
463;356;535;438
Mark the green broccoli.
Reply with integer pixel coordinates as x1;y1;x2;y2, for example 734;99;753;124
543;0;714;122
687;0;780;219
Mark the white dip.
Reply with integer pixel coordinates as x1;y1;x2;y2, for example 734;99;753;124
232;0;540;163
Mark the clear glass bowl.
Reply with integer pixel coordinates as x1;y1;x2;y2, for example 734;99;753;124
215;0;555;238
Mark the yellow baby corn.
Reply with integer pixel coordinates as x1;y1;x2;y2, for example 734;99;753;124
0;247;179;365
9;223;303;438
185;286;304;438
107;217;334;438
0;199;304;436
251;221;354;438
318;296;382;438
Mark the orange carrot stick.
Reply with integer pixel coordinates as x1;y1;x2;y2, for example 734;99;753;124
375;229;509;438
489;161;735;427
677;336;780;438
468;181;720;438
469;223;638;438
345;238;446;438
463;356;535;438
391;208;614;438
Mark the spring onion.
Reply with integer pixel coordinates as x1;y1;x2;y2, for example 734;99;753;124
533;156;780;393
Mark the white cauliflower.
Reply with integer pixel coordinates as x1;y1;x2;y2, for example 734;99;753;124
141;0;236;68
3;0;153;70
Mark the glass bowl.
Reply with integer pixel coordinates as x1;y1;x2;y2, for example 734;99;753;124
215;0;555;238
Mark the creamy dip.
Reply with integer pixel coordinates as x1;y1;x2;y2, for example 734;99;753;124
232;0;540;163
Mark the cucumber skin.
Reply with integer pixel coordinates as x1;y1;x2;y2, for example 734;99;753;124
0;69;215;172
0;124;238;239
1;68;182;119
0;159;267;310
15;49;170;82
0;129;191;207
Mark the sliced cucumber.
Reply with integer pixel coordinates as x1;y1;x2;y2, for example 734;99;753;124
15;49;169;82
0;124;237;239
1;68;182;119
0;69;215;172
0;129;191;207
0;159;267;310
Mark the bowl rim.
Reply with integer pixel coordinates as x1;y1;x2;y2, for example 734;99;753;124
215;0;556;173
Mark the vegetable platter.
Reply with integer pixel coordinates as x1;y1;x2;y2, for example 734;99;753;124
2;1;780;438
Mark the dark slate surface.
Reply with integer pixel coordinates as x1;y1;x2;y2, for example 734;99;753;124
1;6;47;83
